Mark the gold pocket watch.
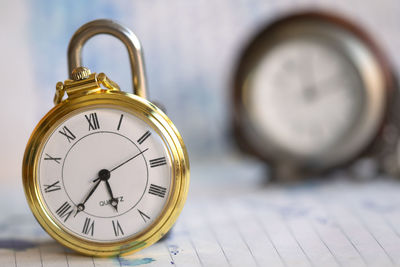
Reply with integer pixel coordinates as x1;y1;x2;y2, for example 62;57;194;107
22;19;189;256
233;11;396;181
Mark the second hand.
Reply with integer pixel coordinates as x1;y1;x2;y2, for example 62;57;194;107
93;148;148;183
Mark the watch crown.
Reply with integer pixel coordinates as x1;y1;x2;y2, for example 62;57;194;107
71;67;91;81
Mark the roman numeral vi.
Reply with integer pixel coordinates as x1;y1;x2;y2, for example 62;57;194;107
82;217;95;236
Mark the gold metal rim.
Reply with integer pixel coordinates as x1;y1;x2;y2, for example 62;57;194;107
22;91;190;256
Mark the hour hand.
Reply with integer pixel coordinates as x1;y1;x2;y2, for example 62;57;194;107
105;180;118;212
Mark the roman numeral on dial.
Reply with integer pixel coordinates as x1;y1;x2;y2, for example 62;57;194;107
148;184;167;198
149;157;167;168
56;201;73;222
137;130;151;144
44;153;61;164
117;114;123;130
112;220;124;236
82;217;95;236
59;126;76;143
138;209;150;223
44;180;61;193
85;112;100;131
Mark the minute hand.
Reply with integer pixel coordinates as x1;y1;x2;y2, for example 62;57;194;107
82;180;101;203
93;148;148;183
75;179;101;216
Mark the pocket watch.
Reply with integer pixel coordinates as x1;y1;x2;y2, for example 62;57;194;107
22;20;189;256
232;11;397;181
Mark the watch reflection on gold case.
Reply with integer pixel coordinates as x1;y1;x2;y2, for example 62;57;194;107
22;19;189;257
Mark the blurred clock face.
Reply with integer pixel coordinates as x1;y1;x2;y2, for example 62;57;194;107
247;38;365;156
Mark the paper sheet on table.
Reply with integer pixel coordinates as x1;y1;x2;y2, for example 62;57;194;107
1;173;400;267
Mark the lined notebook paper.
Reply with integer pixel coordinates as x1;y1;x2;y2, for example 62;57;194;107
2;163;400;267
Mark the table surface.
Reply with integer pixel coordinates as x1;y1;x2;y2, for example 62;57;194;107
2;159;400;267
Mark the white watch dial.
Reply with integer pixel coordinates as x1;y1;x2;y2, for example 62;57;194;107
38;107;172;242
248;38;364;156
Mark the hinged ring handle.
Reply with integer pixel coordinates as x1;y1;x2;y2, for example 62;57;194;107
68;19;147;99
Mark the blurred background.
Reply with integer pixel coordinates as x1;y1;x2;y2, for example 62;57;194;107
1;0;400;186
1;1;400;266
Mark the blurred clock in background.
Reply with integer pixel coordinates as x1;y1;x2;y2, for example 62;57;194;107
232;11;398;181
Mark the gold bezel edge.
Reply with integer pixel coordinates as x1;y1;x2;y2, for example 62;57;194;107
22;91;190;257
